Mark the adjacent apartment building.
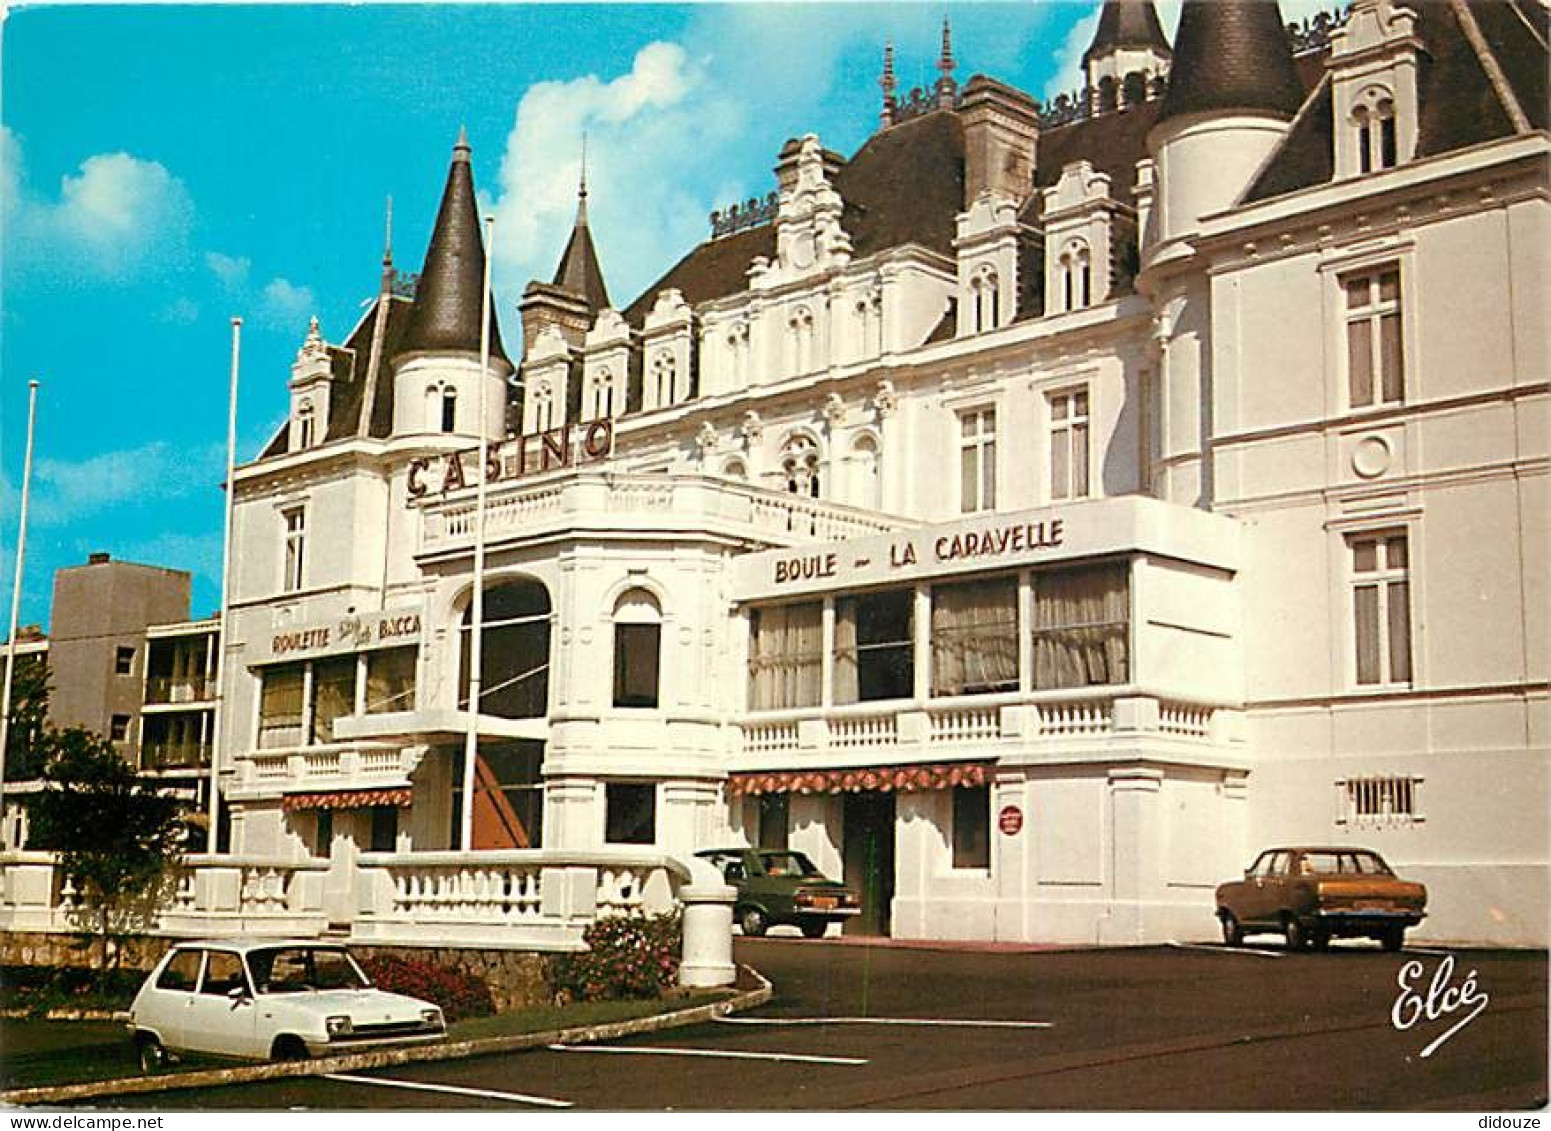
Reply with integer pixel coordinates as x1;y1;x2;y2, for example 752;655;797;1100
180;0;1545;945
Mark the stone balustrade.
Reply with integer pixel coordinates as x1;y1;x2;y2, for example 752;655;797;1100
738;691;1239;766
419;471;903;555
234;742;410;795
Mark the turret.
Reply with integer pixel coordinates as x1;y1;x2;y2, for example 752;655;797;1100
390;128;511;440
1083;0;1172;109
1147;0;1304;245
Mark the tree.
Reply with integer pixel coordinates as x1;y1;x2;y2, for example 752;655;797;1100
26;728;184;975
2;652;51;781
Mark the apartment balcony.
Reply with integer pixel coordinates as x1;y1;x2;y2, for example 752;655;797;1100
143;675;215;707
735;689;1244;773
418;470;905;557
141;741;212;770
231;741;417;799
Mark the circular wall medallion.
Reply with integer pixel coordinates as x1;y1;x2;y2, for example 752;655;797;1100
1352;435;1392;480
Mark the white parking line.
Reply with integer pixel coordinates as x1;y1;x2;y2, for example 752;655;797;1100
1167;940;1286;959
324;1072;572;1108
1404;946;1453;956
714;1016;1052;1029
546;1043;867;1066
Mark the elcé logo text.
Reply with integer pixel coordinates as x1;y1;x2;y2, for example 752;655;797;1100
1390;953;1490;1059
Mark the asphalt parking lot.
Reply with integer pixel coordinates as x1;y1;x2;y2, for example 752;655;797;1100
66;938;1549;1111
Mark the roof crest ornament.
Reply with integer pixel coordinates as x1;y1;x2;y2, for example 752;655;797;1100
880;38;898;128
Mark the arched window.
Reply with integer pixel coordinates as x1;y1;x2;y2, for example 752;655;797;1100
591;369;614;420
651;352;676;409
971;266;1000;333
440;387;458;433
612;589;662;709
781;433;821;498
530;382;554;433
788;307;814;374
1121;71;1147;108
1060;241;1092;312
851;433;881;510
1353;89;1397;174
721;457;748;480
460;579;551;719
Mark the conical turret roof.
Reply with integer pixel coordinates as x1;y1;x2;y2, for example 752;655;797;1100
552;176;610;313
1157;0;1304;124
397;128;509;364
1083;0;1171;67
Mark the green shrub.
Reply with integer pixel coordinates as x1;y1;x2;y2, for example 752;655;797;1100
550;910;682;1002
357;955;495;1022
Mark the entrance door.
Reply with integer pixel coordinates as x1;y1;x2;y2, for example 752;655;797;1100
842;792;896;937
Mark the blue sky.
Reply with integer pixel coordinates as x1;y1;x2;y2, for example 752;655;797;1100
0;1;1328;631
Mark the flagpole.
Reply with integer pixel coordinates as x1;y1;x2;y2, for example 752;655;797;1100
0;379;40;849
459;214;495;852
208;318;241;851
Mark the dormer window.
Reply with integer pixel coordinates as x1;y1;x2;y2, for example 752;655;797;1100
297;402;316;450
650;352;676;409
970;266;1000;333
440;387;458;433
1353;89;1398;174
1060;241;1093;312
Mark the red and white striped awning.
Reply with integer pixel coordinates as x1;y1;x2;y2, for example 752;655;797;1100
727;762;992;797
282;788;413;812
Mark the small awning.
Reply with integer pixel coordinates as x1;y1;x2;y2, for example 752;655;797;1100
282;787;413;812
727;762;992;797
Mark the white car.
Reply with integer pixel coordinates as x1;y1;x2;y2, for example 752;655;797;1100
127;939;446;1069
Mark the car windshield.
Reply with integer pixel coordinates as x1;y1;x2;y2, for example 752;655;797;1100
1298;850;1393;876
759;851;821;878
247;947;371;993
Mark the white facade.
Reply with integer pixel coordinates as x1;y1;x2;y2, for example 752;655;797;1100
207;0;1548;947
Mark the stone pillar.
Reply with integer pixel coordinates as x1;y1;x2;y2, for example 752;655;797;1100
678;855;737;988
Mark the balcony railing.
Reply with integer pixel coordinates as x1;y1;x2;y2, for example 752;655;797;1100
141;742;212;770
144;676;214;705
237;742;410;790
737;692;1234;764
419;471;903;554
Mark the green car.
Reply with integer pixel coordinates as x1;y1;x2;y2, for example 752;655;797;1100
696;847;861;938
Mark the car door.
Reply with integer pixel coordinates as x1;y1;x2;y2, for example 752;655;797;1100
182;948;260;1058
140;947;203;1050
1237;851;1287;926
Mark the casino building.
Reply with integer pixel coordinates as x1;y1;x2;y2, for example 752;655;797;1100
213;0;1547;945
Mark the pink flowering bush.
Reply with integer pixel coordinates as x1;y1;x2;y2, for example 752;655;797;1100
550;911;682;1001
358;955;494;1021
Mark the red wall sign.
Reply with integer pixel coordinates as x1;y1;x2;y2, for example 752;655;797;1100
998;805;1024;836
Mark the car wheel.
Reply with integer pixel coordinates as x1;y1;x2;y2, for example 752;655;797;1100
1381;926;1405;952
800;920;829;939
738;906;769;938
1218;911;1243;947
1311;930;1331;952
1284;916;1308;952
136;1034;168;1075
271;1035;310;1062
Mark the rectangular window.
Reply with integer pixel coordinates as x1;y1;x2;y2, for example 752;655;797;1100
282;505;307;592
369;805;399;853
1030;563;1130;690
757;792;790;851
605;782;657;845
1049;389;1090;500
958;408;997;514
258;664;305;749
834;589;914;704
115;646;135;675
157;950;202;992
314;809;334;857
1338;775;1423;827
1344;269;1404;408
308;656;356;745
1350;531;1412;686
748;603;823;711
199;951;247;997
931;577;1018;697
365;647;417;714
613;623;661;708
109;714;131;742
952;785;990;870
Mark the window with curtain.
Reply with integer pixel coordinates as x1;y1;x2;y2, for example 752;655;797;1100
1030;563;1130;689
1350;531;1411;686
747;603;823;710
365;647;417;714
1344;268;1404;408
258;664;305;749
835;588;913;704
309;656;356;744
931;577;1019;697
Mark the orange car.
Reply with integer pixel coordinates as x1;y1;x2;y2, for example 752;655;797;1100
1215;846;1427;951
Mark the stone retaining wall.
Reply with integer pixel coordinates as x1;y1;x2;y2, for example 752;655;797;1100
0;933;554;1013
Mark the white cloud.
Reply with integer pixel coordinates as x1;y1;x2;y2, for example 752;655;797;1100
1044;0;1351;101
205;251;251;290
32;441;224;526
257;277;314;331
159;297;200;325
1;128;194;281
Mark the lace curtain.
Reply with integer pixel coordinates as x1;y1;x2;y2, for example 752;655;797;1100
1031;564;1129;689
931;578;1019;696
748;603;823;710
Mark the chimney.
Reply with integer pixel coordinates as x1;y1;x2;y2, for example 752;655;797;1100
959;76;1041;209
88;552;111;565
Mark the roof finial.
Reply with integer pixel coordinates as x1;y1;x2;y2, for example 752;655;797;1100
936;16;958;109
383;195;394;268
453;124;471;163
880;38;898;127
576;132;590;226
